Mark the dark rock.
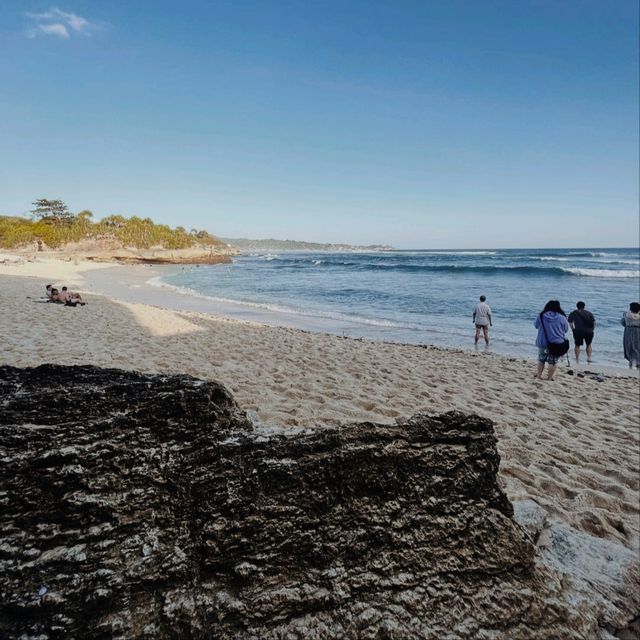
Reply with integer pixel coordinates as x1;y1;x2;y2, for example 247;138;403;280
0;365;595;638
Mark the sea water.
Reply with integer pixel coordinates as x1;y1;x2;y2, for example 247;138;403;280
155;248;639;368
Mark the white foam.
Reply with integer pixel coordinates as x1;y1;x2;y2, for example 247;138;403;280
145;275;553;353
148;276;425;330
567;251;623;257
542;256;639;265
562;267;639;278
594;258;640;266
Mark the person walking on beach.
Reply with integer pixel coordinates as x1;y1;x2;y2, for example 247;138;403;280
568;301;596;365
621;302;640;369
472;295;492;345
534;300;570;381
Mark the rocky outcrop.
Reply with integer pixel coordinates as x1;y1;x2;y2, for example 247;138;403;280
70;245;234;265
0;365;612;638
512;499;639;639
10;240;238;265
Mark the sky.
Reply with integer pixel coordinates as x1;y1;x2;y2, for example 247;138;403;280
0;1;638;249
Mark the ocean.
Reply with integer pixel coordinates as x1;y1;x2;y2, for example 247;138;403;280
153;248;640;368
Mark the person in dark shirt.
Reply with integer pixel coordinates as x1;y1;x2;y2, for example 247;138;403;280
567;301;596;365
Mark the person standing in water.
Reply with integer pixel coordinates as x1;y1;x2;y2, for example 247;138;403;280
472;295;492;345
568;301;596;365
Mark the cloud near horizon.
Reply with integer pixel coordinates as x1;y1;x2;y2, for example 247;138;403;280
26;7;94;39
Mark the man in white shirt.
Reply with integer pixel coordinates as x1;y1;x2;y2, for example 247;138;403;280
473;295;492;345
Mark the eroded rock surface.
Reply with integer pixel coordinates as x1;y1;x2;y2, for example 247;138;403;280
0;364;608;638
512;499;639;637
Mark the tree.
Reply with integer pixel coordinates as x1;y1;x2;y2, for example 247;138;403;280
31;199;73;225
76;210;93;221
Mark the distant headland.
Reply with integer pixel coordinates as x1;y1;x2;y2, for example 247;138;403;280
221;237;395;252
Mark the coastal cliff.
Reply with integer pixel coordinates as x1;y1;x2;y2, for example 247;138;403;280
0;365;635;638
14;239;236;265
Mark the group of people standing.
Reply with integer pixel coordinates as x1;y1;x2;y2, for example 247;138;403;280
472;296;640;380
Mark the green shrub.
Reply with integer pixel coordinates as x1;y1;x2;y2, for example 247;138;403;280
0;211;223;250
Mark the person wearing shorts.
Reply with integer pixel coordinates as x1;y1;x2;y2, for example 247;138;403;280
472;295;492;345
568;301;596;365
537;346;561;367
534;300;570;381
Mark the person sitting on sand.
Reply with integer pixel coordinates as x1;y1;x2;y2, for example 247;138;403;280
49;287;61;302
59;286;85;306
621;302;640;369
45;284;54;300
568;301;596;365
472;295;492;345
534;300;569;381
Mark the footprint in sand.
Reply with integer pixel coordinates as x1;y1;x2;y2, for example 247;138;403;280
599;484;628;500
538;480;577;500
604;468;639;490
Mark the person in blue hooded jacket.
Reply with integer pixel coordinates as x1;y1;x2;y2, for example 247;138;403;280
534;300;570;380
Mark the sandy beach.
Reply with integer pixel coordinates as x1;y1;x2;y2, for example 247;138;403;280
1;257;639;555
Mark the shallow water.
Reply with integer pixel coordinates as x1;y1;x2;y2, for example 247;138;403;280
156;248;639;368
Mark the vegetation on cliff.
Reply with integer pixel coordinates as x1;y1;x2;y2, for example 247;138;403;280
0;200;224;250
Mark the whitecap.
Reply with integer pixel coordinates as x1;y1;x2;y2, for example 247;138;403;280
562;267;639;278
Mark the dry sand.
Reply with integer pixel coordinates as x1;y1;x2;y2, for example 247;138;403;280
1;258;639;553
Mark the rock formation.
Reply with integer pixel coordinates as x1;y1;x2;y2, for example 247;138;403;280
0;364;629;638
7;237;238;265
512;499;639;639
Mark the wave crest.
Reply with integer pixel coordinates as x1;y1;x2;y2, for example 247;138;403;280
562;267;639;278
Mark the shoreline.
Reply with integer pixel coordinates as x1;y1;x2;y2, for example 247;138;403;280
0;255;637;378
1;256;639;553
0;255;637;379
95;262;639;378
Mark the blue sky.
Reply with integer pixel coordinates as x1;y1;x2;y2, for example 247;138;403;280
1;1;638;248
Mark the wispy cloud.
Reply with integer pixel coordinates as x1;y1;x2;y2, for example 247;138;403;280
26;7;95;39
36;22;70;38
